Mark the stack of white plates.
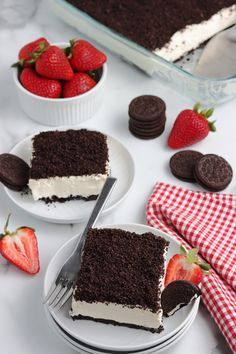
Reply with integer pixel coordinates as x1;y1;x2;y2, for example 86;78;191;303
44;224;200;354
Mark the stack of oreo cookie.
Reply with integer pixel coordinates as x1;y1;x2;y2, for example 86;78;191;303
128;95;166;139
170;150;233;192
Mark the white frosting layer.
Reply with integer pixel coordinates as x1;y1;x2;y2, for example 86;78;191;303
154;5;236;62
28;173;108;200
70;300;163;330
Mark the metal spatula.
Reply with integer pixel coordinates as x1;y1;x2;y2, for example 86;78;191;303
194;25;236;78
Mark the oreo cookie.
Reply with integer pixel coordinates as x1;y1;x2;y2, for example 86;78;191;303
129;123;165;139
130;116;166;129
161;280;201;317
170;150;204;182
0;153;30;191
194;154;233;191
128;95;166;139
129;95;166;122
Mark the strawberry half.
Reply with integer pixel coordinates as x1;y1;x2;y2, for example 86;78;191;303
63;72;96;98
168;103;216;149
0;215;40;274
12;37;49;68
164;246;210;287
68;39;107;72
20;68;62;98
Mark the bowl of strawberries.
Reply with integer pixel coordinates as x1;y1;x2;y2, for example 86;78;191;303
12;37;107;126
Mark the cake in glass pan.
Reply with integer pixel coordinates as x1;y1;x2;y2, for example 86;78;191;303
70;228;169;332
66;0;236;62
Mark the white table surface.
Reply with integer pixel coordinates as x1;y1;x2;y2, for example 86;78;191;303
0;1;234;354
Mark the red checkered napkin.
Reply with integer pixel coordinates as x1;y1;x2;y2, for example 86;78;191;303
146;182;236;353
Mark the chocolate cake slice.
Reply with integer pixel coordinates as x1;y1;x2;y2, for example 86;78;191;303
70;228;169;332
66;0;236;62
28;129;110;202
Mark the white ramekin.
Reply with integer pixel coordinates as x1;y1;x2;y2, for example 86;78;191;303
13;42;107;126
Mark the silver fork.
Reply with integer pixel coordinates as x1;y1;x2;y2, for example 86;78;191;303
43;177;117;311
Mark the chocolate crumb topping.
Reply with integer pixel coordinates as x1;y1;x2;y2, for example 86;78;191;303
66;0;236;51
74;228;169;312
30;129;109;179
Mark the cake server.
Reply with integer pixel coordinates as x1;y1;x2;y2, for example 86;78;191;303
43;176;117;311
194;25;236;78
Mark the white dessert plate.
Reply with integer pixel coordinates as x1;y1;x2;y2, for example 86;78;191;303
45;302;198;354
44;223;200;352
5;129;134;223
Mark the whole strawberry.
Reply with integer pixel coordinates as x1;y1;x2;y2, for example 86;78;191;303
20;68;62;98
0;215;40;274
63;72;96;98
165;246;210;287
68;39;107;72
12;37;49;68
35;45;74;80
168;103;216;149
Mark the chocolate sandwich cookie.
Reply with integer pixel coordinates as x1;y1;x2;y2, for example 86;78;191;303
128;95;166;139
170;150;204;182
129;95;166;122
0;153;30;191
129;129;165;140
129;123;165;139
161;280;201;317
129;116;166;130
129;112;166;129
194;154;233;191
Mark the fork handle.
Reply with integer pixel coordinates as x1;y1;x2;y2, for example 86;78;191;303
74;177;117;255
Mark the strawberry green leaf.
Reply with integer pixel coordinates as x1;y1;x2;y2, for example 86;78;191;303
4;214;11;234
205;108;214;118
186;248;199;264
0;233;5;240
193;102;201;113
64;46;71;57
198;262;211;271
64;39;76;57
208;120;217;132
38;41;47;51
200;108;208;116
179;244;187;255
11;58;24;68
70;38;76;47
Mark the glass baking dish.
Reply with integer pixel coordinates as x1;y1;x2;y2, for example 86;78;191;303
50;0;236;105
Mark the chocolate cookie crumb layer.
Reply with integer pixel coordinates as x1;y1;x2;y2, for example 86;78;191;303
30;129;109;179
72;315;164;333
74;228;169;312
42;194;97;204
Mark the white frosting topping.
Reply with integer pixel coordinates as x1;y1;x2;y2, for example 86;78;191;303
28;173;109;200
154;5;236;62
